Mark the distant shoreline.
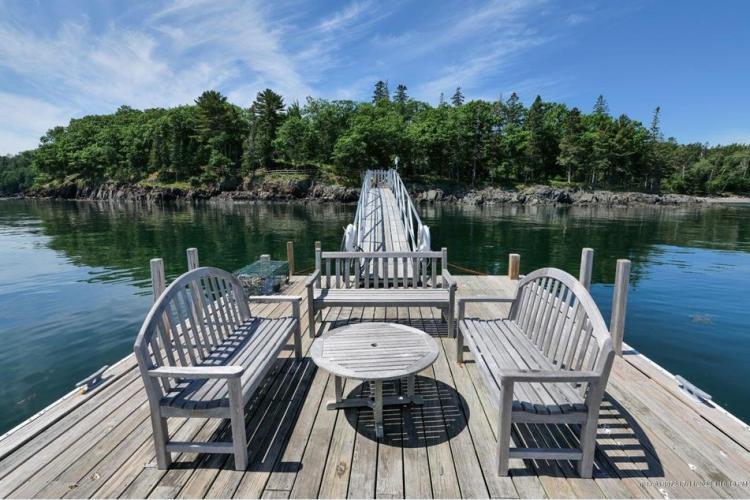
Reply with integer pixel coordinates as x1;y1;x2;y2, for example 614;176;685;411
13;179;749;207
701;195;750;204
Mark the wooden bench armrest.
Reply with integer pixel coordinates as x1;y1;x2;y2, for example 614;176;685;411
148;366;244;379
458;296;515;319
498;369;600;384
305;269;321;288
250;295;302;321
441;269;457;289
249;295;302;304
458;296;515;304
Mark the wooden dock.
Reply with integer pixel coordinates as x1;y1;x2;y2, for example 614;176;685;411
360;187;411;253
1;275;748;499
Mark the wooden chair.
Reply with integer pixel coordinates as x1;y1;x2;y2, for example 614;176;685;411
305;248;456;338
457;268;615;478
133;267;301;470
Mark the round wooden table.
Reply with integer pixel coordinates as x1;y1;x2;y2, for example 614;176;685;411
310;322;439;438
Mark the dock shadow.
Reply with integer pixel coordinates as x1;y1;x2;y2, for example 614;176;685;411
342;376;469;447
507;392;665;479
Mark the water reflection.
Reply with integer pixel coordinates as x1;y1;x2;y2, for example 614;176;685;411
0;198;748;432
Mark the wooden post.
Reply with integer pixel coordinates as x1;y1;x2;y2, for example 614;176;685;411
186;248;199;271
611;259;631;356
315;241;322;287
508;253;520;280
150;258;166;302
286;241;295;279
579;248;594;290
260;254;270;262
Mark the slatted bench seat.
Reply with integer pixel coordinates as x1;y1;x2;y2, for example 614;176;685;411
306;249;456;338
457;268;615;478
134;267;302;471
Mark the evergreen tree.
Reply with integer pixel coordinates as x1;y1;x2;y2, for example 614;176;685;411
593;95;609;115
525;95;547;182
194;90;245;183
247;88;285;169
650;106;662;141
195;90;231;141
557;107;586;183
451;87;464;106
372;81;390;103
438;92;446;107
394;84;408;105
503;92;525;126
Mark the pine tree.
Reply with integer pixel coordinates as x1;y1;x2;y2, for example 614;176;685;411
650;106;662;141
525;95;546;181
248;88;285;169
394;84;408;105
593;95;609;115
438;92;445;107
557;107;586;183
373;81;390;103
451;87;464;106
503;92;525;126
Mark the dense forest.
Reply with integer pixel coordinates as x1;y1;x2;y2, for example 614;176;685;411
1;83;749;196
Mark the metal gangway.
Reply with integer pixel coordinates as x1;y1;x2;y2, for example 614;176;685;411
341;169;430;253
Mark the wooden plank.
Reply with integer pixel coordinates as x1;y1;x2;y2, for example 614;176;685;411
0;374;145;496
374;305;405;499
409;307;461;499
316;307;365;499
421;307;490;499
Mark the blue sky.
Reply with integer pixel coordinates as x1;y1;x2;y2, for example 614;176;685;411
1;0;749;154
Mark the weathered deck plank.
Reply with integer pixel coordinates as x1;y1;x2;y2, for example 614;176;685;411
1;276;749;499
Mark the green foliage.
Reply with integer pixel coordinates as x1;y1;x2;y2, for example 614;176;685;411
1;85;748;196
0;150;36;194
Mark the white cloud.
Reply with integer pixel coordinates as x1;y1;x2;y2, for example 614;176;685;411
0;92;74;154
407;0;555;101
317;0;373;33
566;13;587;25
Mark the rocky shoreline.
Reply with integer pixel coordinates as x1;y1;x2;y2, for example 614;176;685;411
24;178;711;206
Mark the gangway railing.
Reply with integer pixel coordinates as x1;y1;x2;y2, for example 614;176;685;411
386;169;425;251
341;169;430;252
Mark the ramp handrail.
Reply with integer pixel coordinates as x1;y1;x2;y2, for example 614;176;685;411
343;168;427;252
387;169;423;251
342;170;373;250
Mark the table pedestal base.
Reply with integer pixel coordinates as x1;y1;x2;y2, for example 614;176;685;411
326;376;421;438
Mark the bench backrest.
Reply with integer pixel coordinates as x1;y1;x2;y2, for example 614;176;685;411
510;268;614;382
134;267;250;392
315;249;447;289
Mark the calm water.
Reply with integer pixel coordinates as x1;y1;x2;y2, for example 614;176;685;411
1;198;749;433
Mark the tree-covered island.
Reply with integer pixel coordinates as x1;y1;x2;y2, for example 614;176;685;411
1;82;748;199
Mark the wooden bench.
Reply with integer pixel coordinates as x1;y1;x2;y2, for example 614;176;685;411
133;267;302;471
457;268;615;478
306;249;456;337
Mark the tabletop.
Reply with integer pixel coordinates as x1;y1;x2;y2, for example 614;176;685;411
310;322;439;381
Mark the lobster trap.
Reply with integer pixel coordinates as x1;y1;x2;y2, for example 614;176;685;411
234;256;289;296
